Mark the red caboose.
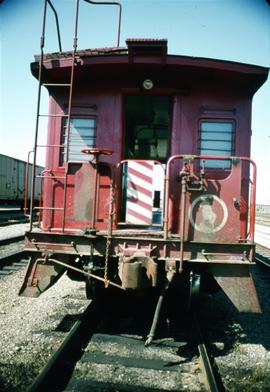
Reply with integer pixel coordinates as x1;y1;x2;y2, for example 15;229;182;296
20;1;269;333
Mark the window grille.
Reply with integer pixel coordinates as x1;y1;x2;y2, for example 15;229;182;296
62;118;96;162
199;121;234;169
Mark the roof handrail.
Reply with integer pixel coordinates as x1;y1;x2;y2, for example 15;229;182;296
83;0;122;47
41;0;62;52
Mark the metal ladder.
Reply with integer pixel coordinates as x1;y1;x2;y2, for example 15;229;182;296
29;0;122;232
29;0;77;232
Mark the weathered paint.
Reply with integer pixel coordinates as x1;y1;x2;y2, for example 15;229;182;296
20;38;269;313
126;161;154;225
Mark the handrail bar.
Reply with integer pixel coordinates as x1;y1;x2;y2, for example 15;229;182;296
24;150;34;216
164;155;257;242
46;0;62;52
83;0;122;47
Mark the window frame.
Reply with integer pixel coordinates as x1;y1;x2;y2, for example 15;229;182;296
198;118;236;170
124;94;171;163
60;115;97;165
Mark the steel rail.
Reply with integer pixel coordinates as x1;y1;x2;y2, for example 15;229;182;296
0;251;29;277
255;253;270;267
0;218;30;227
0;209;24;215
0;251;26;264
0;209;21;213
27;301;99;392
27;300;212;391
0;235;24;246
193;314;224;392
198;341;220;392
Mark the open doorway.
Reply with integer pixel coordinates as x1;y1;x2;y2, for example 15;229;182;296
125;95;170;161
121;95;170;227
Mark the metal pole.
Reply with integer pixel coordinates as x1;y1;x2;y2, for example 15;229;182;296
24;150;33;216
179;169;188;273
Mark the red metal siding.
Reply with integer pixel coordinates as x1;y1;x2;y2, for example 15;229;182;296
37;52;265;238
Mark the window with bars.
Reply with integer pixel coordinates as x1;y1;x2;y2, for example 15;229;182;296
61;118;96;162
199;121;234;169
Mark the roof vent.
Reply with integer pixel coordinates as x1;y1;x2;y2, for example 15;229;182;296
126;39;167;63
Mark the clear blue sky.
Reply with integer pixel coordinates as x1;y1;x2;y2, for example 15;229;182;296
0;0;270;203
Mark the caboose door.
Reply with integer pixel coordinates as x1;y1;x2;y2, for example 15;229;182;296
122;95;171;227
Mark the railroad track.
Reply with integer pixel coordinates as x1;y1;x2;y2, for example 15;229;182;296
27;300;102;392
0;209;38;227
0;236;29;276
256;253;270;267
0;251;29;276
0;235;24;246
256;244;270;267
0;210;29;226
27;292;225;392
193;314;224;392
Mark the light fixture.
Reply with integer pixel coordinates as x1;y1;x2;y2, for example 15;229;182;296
143;79;154;90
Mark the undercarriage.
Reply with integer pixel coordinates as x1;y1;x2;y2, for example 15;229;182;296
19;228;260;315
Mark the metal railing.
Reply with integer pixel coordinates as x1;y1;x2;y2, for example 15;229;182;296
29;0;122;232
164;155;256;241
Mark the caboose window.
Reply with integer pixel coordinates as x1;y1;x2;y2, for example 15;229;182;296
199;121;234;169
61;118;96;162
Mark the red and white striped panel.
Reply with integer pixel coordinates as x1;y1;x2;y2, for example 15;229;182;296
126;161;153;225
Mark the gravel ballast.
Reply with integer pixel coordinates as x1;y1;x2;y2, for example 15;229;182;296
0;265;89;391
0;223;29;242
1;266;270;391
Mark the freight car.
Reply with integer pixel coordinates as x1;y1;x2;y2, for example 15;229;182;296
0;153;43;208
20;0;269;343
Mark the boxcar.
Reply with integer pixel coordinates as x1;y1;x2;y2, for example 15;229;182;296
0;154;43;207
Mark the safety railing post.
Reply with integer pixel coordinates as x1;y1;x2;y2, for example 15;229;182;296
83;0;122;47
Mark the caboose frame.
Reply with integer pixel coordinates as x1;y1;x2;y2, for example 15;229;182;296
20;1;269;336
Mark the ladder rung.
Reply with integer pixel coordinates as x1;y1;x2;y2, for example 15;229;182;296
39;114;68;118
36;144;65;148
42;83;71;87
36;175;66;179
34;207;65;211
62;143;93;147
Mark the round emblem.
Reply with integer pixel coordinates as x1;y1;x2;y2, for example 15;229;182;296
189;194;228;233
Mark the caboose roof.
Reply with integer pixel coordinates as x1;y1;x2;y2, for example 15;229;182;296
31;39;269;95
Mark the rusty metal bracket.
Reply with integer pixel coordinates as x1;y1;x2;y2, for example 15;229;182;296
165;258;180;272
31;238;80;253
201;249;250;262
118;243;157;258
118;252;158;289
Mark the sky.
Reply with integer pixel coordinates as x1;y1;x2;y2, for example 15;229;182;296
0;0;270;204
